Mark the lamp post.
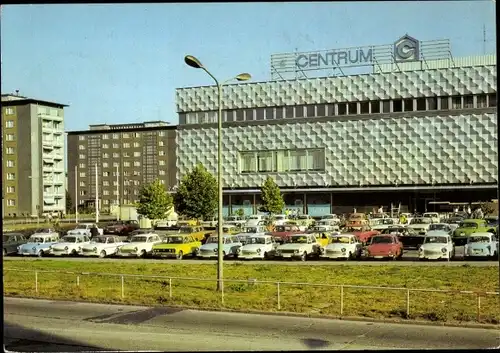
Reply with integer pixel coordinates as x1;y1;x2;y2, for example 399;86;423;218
184;55;251;292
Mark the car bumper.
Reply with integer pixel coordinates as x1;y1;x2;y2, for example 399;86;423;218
19;251;38;256
419;253;447;260
152;253;177;258
51;250;70;256
117;252;139;257
321;252;349;259
239;253;264;259
277;253;301;259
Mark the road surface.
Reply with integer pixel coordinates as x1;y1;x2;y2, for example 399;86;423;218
4;297;499;351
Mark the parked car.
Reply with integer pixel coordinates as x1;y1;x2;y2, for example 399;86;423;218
116;233;163;257
225;215;246;227
427;223;453;234
50;234;91;256
271;224;302;244
275;233;322;261
104;221;139;235
453;219;496;246
245;215;266;227
371;218;397;231
423;212;441;224
418;231;455;261
320;214;341;225
321;234;362;260
272;214;290;226
346;213;369;230
239;234;278;260
407;218;433;235
363;234;403;260
3;233;27;256
311;231;337;248
294;215;315;231
152;234;201;259
18;233;60;257
80;235;125;258
155;219;178;229
464;232;498;260
126;228;155;241
67;223;104;237
178;225;208;242
312;220;340;232
198;235;242;259
351;228;380;245
234;225;268;244
382;226;422;250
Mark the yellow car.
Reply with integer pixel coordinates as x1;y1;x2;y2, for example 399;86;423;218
151;234;201;260
310;232;333;247
178;225;207;242
178;220;198;227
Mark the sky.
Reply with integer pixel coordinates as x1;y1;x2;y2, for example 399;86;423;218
1;1;496;132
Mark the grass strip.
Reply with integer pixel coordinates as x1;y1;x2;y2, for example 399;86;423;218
3;259;499;324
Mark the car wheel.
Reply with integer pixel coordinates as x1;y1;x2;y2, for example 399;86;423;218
99;250;106;258
263;251;269;260
176;251;184;260
347;251;353;260
192;248;199;257
222;251;227;259
37;250;44;258
301;252;307;262
3;248;7;257
71;249;78;256
140;250;147;258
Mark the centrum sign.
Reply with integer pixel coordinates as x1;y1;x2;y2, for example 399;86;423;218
295;48;373;69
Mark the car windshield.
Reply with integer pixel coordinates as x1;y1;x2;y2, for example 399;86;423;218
28;236;45;243
410;218;430;224
131;230;150;235
469;236;491;243
206;236;218;244
371;237;394;244
131;236;148;242
298;215;308;220
61;236;77;243
248;216;259;220
247;237;266;244
227;216;238;221
275;216;285;220
290;236;308;244
460;222;478;229
244;227;258;233
330;236;351;244
350;214;363;219
75;225;88;229
382;219;394;225
163;236;184;244
382;228;403;234
429;224;448;231
94;237;108;243
179;226;192;233
35;228;52;233
322;215;334;219
424;236;448;244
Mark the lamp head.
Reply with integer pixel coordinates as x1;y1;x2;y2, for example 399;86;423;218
184;55;204;69
235;73;251;81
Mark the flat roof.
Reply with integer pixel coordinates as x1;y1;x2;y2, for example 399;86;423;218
67;124;178;135
1;97;69;108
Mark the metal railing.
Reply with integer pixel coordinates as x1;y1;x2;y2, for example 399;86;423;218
2;215;117;225
3;268;499;322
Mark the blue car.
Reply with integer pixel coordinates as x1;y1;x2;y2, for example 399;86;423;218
198;235;242;259
18;232;60;257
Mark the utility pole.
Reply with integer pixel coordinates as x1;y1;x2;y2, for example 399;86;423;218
95;163;99;223
75;165;78;223
116;165;120;221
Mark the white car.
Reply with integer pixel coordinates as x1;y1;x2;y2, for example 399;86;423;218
464;232;498;259
80;235;125;258
198;235;243;259
427;223;453;234
423;212;441;224
67;223;104;237
50;234;91;256
320;214;341;225
275;234;322;261
371;218;397;231
407;218;433;235
116;233;163;257
418;231;455;261
272;214;290;226
321;234;363;260
312;220;340;232
225;216;246;227
245;215;265;227
239;235;278;260
236;225;267;237
155;219;178;228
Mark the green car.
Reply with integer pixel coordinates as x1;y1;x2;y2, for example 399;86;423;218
452;219;496;246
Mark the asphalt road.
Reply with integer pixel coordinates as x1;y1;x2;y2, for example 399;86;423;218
4;297;499;351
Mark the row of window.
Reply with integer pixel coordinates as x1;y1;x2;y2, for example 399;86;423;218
79;142;164;149
239;149;326;174
78;131;167;141
78;160;167;169
78;170;168;178
181;93;497;125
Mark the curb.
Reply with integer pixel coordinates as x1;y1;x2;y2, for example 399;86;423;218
6;295;500;330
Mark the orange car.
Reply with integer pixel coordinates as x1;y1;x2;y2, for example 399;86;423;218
346;213;369;229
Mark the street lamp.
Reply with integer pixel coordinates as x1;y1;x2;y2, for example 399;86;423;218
184;54;251;292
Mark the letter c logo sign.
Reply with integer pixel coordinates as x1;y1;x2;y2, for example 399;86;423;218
394;35;419;62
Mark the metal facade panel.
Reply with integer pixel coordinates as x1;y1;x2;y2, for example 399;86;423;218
176;113;497;188
374;55;497;73
176;66;497;112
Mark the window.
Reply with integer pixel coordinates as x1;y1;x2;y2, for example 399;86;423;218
80;191;86;196
124;162;130;167
316;104;326;117
159;170;166;175
6;134;15;141
289;150;307;171
258;152;273;172
103;162;109;168
464;95;473;108
134;161;141;167
102;153;108;158
6;160;14;167
6;120;14;128
236;110;244;121
275;107;284;119
112;143;119;149
134;152;141;157
79;172;86;177
112;134;119;139
440;97;449;110
337;103;347;115
133;172;140;178
134;133;141;138
360;102;369;114
488;93;497;107
123;133;130;139
79;154;86;159
7;186;15;193
123;143;130;148
6;147;14;155
103;181;109;186
113;181;118;186
79;145;85;150
6;173;15;180
79;181;86;187
255;108;265;120
403;99;413;112
79;136;85;141
427;97;437;110
159;160;165;166
133;142;140;148
285;107;294;119
451;96;462;109
5;108;14;115
159;180;165;185
79;163;86;168
392;99;402;112
7;199;15;206
476;94;487;108
103;144;109;149
113;162;119;167
103;172;110;177
295;105;304;118
240;152;256;173
103;199;110;205
245;109;255;120
158;131;165;137
382;100;390;113
306;105;315;117
103;190;109;196
308;149;325;171
102;134;109;140
112;153;119;158
348;102;358;115
370;102;380;114
159;151;165;156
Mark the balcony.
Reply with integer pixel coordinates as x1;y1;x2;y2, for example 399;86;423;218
43;197;55;205
43;178;53;185
53;153;63;161
39;112;63;122
43;166;54;172
42;158;54;164
53;179;64;185
42;140;54;149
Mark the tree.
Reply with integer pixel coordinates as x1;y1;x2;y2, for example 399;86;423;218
174;163;218;221
259;176;285;215
136;179;173;222
480;202;496;216
234;208;245;217
65;190;73;213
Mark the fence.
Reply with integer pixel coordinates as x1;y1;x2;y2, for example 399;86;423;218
3;268;499;323
3;215;117;226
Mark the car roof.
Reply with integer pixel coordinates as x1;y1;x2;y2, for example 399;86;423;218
425;231;450;236
463;219;484;223
470;232;493;237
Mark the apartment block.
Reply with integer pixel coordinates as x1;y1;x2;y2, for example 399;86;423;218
67;121;177;212
1;93;67;217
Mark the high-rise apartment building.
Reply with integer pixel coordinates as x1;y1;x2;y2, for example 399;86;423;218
66;121;177;212
1;93;67;217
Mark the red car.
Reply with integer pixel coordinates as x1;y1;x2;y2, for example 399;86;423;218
104;221;139;236
271;224;302;244
346;227;380;245
363;234;403;260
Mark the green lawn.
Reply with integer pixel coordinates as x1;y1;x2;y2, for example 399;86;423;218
3;259;499;324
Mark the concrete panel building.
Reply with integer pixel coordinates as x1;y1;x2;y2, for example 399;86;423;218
175;54;497;216
66;122;177;212
1;93;67;217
